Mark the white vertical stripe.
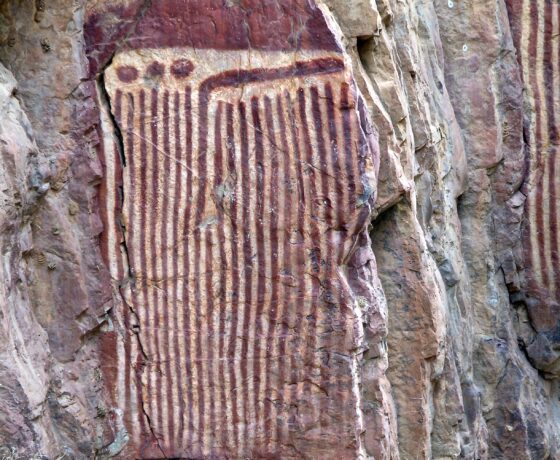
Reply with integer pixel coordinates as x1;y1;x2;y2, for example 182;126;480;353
166;90;179;447
245;96;259;452
521;0;540;284
291;85;311;420
128;90;141;444
187;88;201;452
536;0;553;291
257;93;273;442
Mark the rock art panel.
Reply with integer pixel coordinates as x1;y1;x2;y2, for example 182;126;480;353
87;1;379;458
505;0;560;376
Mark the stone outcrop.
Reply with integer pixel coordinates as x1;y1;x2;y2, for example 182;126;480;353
0;2;115;458
0;0;559;459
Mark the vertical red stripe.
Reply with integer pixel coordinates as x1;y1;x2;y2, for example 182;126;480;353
137;88;150;444
149;88;165;439
194;86;208;450
297;87;320;408
172;89;185;447
340;82;359;266
322;83;343;423
121;91;132;426
310;85;333;421
324;83;344;239
263;95;280;445
250;96;266;434
545;3;559;296
239;100;253;444
161;89;174;448
284;89;305;416
274;94;291;444
97;107;110;270
529;0;548;288
520;4;535;284
340;83;357;203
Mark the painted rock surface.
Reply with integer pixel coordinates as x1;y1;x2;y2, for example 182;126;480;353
506;0;560;377
88;1;378;457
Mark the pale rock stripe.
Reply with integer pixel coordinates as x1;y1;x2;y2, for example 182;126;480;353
183;85;197;451
305;84;327;425
116;91;127;439
131;89;148;441
284;87;306;428
98;87;123;412
522;0;540;284
125;91;140;444
165;89;179;446
292;85;312;417
253;93;271;442
536;0;552;291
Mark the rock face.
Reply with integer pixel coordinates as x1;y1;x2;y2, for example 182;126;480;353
0;0;559;459
87;2;387;457
505;0;560;380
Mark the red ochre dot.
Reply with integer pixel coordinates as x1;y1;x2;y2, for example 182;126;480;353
146;61;165;78
171;59;194;78
116;65;138;82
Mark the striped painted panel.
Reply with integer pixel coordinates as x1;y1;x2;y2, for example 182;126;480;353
99;49;376;458
506;0;560;328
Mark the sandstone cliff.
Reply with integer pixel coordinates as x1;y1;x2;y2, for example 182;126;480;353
0;0;558;459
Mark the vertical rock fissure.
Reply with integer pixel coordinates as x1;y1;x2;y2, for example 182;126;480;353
98;71;126;168
96;71;166;456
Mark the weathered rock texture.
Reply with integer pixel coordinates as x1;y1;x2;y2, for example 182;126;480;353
0;0;559;459
506;0;560;380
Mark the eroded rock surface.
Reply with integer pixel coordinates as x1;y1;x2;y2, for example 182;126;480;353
0;0;559;459
505;0;560;381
